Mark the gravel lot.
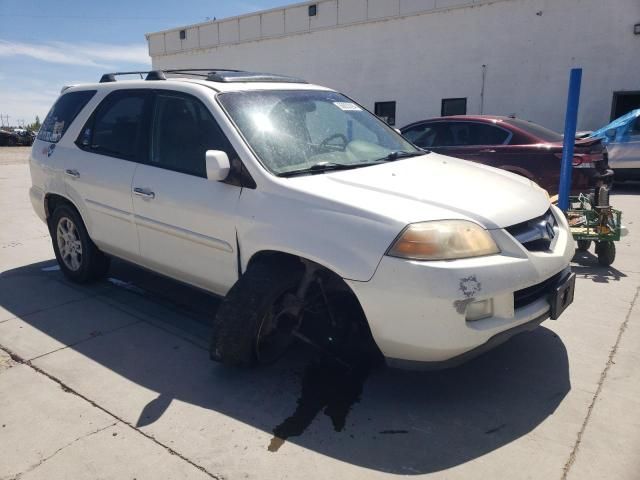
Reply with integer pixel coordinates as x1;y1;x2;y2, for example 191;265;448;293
0;147;639;479
0;146;32;165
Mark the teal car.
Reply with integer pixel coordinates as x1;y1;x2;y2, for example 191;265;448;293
590;109;640;181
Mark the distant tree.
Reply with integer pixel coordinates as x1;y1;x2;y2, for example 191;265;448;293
28;116;41;132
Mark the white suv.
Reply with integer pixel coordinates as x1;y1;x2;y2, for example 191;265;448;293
29;69;576;369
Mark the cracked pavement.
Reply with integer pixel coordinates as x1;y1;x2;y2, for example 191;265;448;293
0;148;639;479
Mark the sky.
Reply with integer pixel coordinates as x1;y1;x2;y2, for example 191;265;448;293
0;0;297;127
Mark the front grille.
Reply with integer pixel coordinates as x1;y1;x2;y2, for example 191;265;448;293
506;209;558;251
514;271;561;310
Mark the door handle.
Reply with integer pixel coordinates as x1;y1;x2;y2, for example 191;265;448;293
133;187;155;199
479;149;496;153
65;169;80;179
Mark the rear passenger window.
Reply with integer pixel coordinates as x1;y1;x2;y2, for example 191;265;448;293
432;123;510;147
38;90;96;143
467;124;510;145
79;91;149;160
151;93;232;177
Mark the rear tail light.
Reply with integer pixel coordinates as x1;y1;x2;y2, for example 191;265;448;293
554;152;604;168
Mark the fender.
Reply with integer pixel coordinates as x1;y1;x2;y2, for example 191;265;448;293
236;190;402;282
238;222;392;282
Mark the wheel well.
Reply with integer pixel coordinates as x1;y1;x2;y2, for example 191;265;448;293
245;250;375;334
246;250;304;273
44;194;78;220
246;251;347;292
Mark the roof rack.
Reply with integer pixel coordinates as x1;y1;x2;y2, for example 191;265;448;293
99;71;167;83
98;69;307;84
205;70;307;83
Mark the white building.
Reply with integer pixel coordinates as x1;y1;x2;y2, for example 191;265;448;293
146;0;640;131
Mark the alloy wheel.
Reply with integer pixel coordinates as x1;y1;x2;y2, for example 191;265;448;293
56;217;83;271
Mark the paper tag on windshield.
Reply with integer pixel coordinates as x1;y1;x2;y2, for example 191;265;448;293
334;102;362;111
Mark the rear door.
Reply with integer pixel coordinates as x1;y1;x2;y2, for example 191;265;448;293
131;90;241;295
406;121;509;161
429;122;483;160
62;89;152;262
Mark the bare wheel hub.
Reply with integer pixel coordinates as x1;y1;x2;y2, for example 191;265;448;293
256;293;303;364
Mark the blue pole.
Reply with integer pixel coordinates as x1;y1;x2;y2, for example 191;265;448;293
558;68;582;211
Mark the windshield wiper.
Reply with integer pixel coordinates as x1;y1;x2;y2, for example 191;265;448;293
375;150;427;162
279;161;380;178
279;152;427;178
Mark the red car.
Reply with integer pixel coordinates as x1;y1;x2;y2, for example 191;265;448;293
400;115;608;195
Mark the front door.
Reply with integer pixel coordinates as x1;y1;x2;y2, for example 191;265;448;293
131;90;241;295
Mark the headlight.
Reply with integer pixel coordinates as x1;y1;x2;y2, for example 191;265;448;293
387;220;500;261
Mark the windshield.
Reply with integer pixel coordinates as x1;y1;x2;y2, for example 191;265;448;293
218;90;419;175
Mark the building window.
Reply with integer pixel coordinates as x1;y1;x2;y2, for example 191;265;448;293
611;91;640;120
375;101;396;126
308;5;317;16
441;98;467;117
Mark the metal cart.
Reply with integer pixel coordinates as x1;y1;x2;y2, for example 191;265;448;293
566;193;622;267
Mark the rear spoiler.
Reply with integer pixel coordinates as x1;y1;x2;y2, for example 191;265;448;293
574;137;602;148
60;84;78;94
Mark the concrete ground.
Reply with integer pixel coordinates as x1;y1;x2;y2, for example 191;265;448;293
0;146;638;479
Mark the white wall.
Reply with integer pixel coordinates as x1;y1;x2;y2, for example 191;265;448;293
148;0;640;131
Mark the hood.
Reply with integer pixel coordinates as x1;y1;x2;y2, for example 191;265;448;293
288;153;550;229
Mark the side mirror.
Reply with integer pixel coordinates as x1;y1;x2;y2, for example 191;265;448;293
205;150;230;181
605;128;617;140
394;128;402;135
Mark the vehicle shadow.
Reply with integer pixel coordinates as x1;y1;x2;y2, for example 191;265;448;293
571;250;627;283
0;260;571;475
612;180;640;196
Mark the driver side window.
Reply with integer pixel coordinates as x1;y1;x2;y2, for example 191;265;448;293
306;101;347;144
151;92;233;177
306;102;377;145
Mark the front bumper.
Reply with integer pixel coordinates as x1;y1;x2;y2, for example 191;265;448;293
347;206;575;368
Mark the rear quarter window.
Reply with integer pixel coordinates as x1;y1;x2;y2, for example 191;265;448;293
504;118;563;143
38;90;96;143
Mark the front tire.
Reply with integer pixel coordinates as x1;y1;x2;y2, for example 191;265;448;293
210;258;303;367
50;205;110;283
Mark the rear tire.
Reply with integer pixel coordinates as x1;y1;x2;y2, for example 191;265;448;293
596;241;616;267
50;204;110;283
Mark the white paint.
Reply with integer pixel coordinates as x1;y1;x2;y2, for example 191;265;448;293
147;0;640;131
218;20;239;44
261;10;285;37
238;15;260;42
199;23;219;47
29;77;576;364
285;5;310;33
